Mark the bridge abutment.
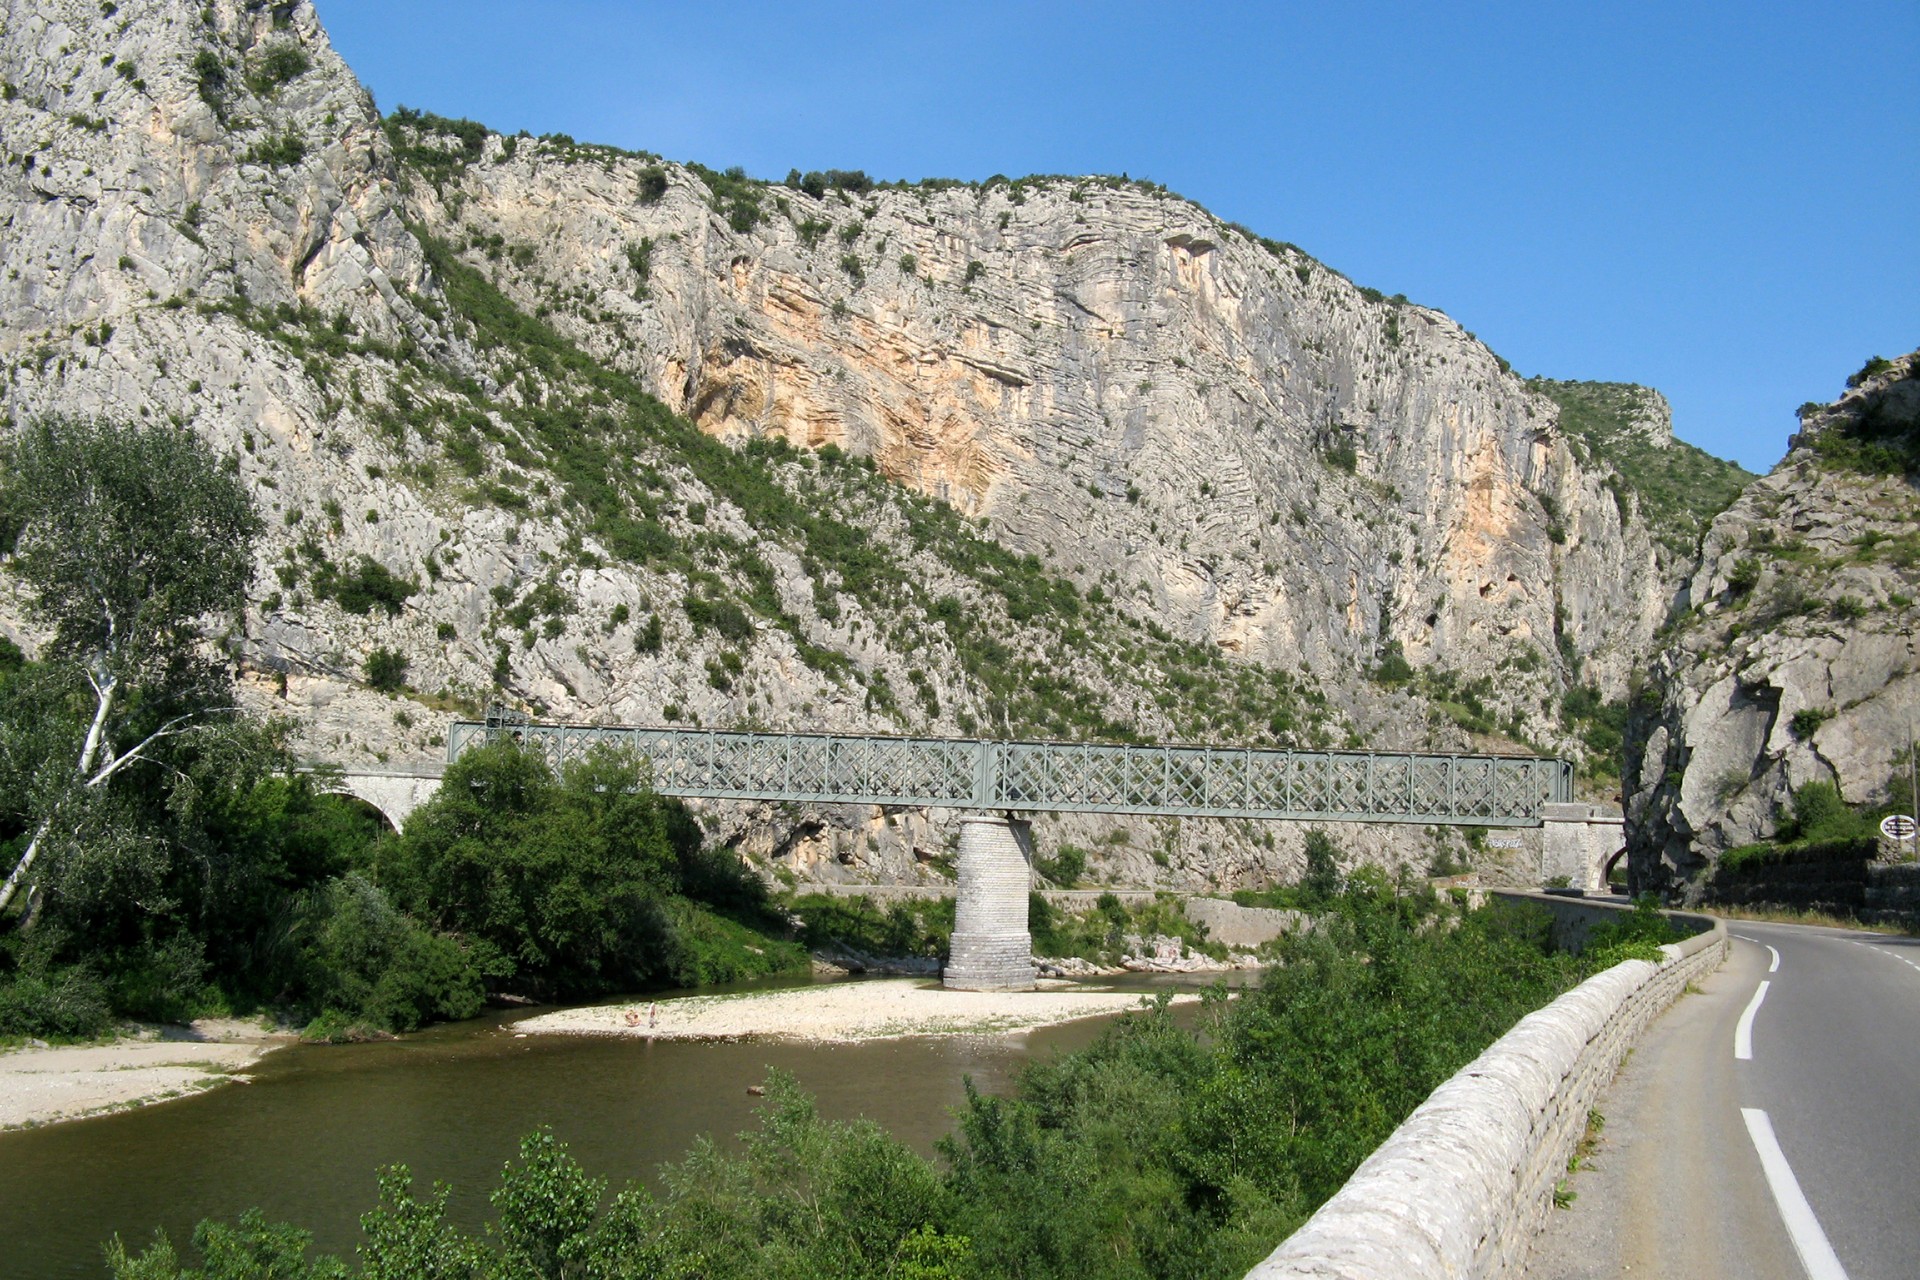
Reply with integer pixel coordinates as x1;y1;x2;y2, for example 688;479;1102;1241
943;813;1036;992
1540;802;1624;892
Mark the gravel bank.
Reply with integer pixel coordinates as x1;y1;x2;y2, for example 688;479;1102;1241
0;1020;290;1130
513;978;1196;1043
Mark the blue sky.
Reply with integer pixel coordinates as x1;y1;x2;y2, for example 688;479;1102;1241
317;1;1916;473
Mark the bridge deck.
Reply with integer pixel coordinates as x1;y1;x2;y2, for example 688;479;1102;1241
448;720;1571;826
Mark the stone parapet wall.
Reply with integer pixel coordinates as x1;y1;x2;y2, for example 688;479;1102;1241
1247;901;1727;1280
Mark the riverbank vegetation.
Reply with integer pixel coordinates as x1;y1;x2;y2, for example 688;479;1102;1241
106;882;1664;1280
0;419;802;1045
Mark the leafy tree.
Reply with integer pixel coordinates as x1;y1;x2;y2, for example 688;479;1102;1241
0;417;261;926
1300;829;1342;902
380;739;752;997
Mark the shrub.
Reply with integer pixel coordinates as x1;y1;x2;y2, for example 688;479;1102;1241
315;555;416;616
1036;844;1087;887
1847;355;1894;388
1725;557;1761;596
247;43;310;94
682;594;753;645
244;131;307;167
0;961;114;1039
1581;896;1682;967
363;646;408;693
1789;707;1833;739
634;613;664;654
293;874;488;1034
788;894;953;959
1780;780;1870;845
191;50;227;109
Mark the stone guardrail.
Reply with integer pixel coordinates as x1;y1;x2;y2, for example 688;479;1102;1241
1246;895;1728;1280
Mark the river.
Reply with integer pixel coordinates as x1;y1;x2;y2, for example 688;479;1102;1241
0;973;1221;1278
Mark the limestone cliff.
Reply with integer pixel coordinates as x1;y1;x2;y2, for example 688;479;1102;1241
1627;351;1920;890
427;133;1674;710
0;0;1737;889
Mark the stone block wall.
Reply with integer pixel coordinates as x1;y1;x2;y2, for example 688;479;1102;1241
1246;903;1727;1280
1182;897;1303;949
943;815;1037;991
1539;802;1625;891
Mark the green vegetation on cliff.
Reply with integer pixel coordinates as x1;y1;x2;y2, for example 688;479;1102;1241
1532;378;1754;560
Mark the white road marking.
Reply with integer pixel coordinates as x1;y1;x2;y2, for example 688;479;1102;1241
1845;940;1920;973
1735;979;1769;1061
1731;934;1783;972
1741;1108;1851;1280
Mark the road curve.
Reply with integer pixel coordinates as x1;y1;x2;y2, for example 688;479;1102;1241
1530;918;1920;1280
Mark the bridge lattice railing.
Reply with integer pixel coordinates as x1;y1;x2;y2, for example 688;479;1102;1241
447;721;1572;826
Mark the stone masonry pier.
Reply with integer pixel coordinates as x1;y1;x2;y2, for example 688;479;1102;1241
942;814;1037;991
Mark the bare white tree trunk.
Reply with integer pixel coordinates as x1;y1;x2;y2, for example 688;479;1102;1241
0;669;116;920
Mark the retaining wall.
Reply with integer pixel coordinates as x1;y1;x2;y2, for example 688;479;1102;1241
1491;890;1715;955
1247;898;1727;1280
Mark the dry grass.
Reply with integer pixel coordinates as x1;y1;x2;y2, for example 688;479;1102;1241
1703;904;1919;936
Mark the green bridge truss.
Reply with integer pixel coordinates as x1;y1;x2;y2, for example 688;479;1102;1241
447;714;1572;827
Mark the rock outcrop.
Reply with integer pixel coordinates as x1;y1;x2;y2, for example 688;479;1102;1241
0;0;1740;890
1627;351;1920;889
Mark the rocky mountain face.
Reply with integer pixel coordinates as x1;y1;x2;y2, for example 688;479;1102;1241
430;128;1675;707
0;0;1736;889
1628;351;1920;890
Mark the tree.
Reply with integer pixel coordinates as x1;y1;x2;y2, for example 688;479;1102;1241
379;739;693;996
0;417;262;923
1301;829;1343;902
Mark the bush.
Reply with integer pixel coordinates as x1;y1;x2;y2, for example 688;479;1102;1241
381;740;802;999
315;555;416;616
1036;843;1087;887
1725;557;1761;596
0;961;114;1039
1789;707;1833;739
1781;780;1869;845
293;874;489;1034
363;646;408;693
1847;355;1894;388
682;593;754;645
1581;896;1682;967
243;131;307;167
789;894;954;959
247;43;310;94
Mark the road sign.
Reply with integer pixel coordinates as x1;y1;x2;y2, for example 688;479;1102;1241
1879;814;1916;842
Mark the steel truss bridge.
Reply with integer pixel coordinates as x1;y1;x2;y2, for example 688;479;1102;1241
448;714;1572;827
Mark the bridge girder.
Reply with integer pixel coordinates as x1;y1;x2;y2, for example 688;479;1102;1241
447;720;1572;827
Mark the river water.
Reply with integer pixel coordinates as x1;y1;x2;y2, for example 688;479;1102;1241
1;974;1217;1278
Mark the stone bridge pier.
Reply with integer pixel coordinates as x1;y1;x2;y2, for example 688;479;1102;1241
943;813;1037;991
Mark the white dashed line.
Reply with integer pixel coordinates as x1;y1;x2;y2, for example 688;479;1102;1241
1742;1108;1851;1280
1846;939;1920;973
1735;979;1769;1061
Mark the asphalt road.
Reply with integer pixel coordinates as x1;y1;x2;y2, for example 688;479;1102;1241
1531;918;1920;1280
